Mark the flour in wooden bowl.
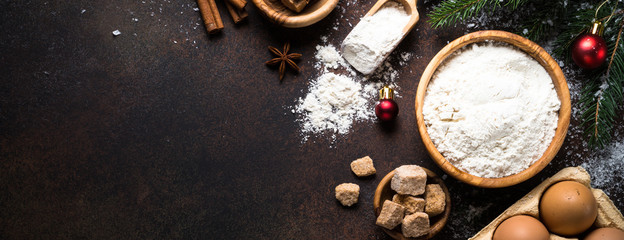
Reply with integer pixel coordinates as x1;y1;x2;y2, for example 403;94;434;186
423;43;561;178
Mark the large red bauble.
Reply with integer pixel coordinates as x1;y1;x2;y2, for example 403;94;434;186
375;99;398;121
571;33;607;69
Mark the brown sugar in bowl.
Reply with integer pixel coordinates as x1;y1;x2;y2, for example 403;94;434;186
251;0;339;28
373;167;451;240
414;30;571;188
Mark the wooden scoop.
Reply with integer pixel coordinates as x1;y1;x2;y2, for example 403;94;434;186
341;0;419;75
365;0;419;34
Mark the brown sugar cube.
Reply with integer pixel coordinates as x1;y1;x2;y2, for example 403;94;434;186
424;184;446;217
391;165;427;195
280;0;308;13
376;200;405;230
402;212;430;238
350;156;376;177
335;183;359;207
392;194;425;214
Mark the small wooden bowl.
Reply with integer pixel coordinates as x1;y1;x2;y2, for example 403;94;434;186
252;0;339;28
373;167;451;240
414;30;571;188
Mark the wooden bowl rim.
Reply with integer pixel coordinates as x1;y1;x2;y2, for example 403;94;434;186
373;167;451;240
414;30;572;188
251;0;339;28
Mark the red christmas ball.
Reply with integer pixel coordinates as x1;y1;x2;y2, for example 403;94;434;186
375;99;398;121
571;33;607;69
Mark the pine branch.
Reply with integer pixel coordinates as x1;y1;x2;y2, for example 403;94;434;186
505;0;530;10
552;4;598;60
514;1;577;42
579;18;624;148
427;0;495;29
427;0;528;29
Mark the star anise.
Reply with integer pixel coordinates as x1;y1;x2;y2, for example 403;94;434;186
265;42;301;81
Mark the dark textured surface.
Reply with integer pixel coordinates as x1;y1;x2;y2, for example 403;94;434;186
1;0;623;239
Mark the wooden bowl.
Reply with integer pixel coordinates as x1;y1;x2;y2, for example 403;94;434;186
414;30;571;188
373;167;451;240
251;0;339;28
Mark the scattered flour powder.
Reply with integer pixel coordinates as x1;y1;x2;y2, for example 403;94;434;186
314;44;347;70
296;73;375;135
292;2;416;142
423;43;561;178
295;47;408;139
581;135;624;205
341;2;411;75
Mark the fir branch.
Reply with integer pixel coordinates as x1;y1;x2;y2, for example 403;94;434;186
519;1;566;42
427;0;528;29
579;19;624;148
607;20;624;73
551;2;622;60
427;0;496;29
522;18;549;42
505;0;530;10
552;5;598;60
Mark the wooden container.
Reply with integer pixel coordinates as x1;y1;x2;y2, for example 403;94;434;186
373;167;451;240
414;30;571;188
251;0;339;28
470;166;624;240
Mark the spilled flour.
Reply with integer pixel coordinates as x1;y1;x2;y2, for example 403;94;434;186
296;72;376;135
292;3;414;143
581;135;624;207
314;44;348;71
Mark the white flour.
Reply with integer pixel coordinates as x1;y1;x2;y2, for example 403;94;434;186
296;72;376;135
314;44;347;71
295;45;410;140
581;134;624;204
423;43;561;178
292;1;417;143
341;2;410;75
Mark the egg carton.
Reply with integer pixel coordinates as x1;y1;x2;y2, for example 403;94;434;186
470;166;624;240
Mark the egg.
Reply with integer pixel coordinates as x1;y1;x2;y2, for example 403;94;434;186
585;228;624;240
539;180;598;236
492;215;550;240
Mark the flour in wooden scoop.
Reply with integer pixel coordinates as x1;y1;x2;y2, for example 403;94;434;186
341;1;410;75
423;43;561;178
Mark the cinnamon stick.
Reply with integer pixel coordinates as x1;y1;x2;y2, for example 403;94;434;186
197;0;224;34
226;0;247;11
224;0;248;24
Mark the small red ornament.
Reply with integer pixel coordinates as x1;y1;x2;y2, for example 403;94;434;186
375;86;398;121
571;21;608;69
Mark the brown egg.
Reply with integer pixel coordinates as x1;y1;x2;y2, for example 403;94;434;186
493;215;550;240
539;180;598;236
585;228;624;240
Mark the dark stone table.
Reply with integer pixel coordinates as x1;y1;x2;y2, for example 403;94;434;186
2;0;623;239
